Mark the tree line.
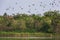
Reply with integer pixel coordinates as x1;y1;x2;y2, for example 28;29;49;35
0;10;60;33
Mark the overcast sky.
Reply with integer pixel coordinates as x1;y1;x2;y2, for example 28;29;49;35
0;0;60;15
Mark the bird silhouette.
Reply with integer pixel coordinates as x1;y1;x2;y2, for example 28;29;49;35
16;2;17;5
58;1;60;3
27;11;31;13
28;5;31;7
35;9;37;10
21;7;23;10
6;8;9;10
32;4;35;6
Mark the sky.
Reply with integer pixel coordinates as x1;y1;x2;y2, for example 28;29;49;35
0;0;60;15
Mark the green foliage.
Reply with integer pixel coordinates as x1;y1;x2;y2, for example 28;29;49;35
0;10;60;33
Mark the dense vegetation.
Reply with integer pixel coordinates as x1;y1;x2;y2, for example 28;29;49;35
0;10;60;33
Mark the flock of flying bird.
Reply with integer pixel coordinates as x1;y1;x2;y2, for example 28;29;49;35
6;0;60;13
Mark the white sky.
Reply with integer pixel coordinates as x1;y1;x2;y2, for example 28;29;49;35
0;0;60;15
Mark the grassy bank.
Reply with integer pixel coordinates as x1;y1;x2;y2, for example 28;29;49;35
0;38;54;40
0;31;53;37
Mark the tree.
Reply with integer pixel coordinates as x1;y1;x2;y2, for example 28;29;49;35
44;10;60;33
3;13;8;17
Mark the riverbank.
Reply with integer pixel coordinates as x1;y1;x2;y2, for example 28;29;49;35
0;31;53;37
0;37;54;40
